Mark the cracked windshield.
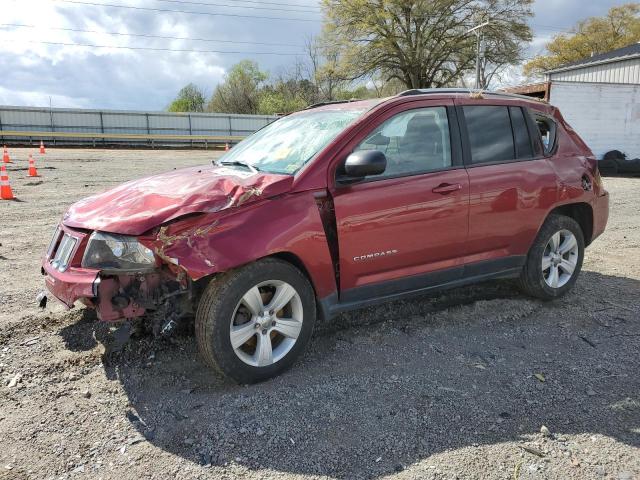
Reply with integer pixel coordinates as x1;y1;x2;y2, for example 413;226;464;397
218;108;368;174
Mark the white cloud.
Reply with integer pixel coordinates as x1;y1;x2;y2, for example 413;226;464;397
1;0;319;109
0;0;624;108
0;85;92;108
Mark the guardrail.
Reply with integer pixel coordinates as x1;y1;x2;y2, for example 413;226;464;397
0;130;246;148
0;105;277;148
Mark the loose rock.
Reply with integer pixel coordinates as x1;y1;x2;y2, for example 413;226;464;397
7;373;22;388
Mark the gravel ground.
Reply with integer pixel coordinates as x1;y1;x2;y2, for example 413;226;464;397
0;148;638;480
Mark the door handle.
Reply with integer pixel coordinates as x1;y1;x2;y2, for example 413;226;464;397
432;183;462;194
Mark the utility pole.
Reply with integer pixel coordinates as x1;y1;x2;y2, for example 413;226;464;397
467;21;490;90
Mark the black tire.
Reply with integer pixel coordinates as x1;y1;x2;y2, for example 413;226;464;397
519;214;585;300
195;258;316;384
599;158;618;175
602;150;623;175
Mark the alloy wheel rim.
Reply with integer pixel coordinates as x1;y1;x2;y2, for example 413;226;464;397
542;229;579;289
230;280;303;367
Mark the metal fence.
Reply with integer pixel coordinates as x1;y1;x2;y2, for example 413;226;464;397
0;105;278;148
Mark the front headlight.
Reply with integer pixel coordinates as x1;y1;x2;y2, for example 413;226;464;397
82;232;155;272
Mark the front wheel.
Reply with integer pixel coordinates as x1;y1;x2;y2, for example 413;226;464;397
519;214;585;300
195;258;316;384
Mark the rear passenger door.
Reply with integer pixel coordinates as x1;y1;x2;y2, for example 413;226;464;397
458;102;557;271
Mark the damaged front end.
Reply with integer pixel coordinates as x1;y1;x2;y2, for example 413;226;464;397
41;163;296;333
41;224;198;336
94;270;193;336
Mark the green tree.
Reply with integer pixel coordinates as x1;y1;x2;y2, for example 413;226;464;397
524;3;640;77
167;83;205;112
257;78;314;114
334;85;372;100
321;0;533;89
207;60;268;114
258;90;307;115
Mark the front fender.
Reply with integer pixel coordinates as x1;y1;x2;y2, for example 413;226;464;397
149;192;337;299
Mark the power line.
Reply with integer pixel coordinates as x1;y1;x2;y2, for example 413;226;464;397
1;38;305;55
0;23;302;47
53;0;320;22
49;0;577;34
195;0;321;8
154;0;321;14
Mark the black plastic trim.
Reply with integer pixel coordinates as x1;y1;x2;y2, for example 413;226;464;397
447;105;464;168
456;104;472;166
463;156;547;169
340;266;462;304
305;99;359;110
318;256;526;319
524;107;544;156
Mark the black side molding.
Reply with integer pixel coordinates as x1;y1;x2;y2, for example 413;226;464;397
317;256;526;321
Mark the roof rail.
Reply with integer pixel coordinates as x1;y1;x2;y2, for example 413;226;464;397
397;88;543;102
304;99;360;110
398;88;473;96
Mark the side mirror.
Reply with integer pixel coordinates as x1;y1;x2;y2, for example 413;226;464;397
342;150;387;181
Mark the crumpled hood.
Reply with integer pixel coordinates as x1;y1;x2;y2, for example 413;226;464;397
63;164;294;235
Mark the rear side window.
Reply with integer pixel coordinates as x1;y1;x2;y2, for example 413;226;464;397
509;107;533;159
463;106;514;164
532;113;557;156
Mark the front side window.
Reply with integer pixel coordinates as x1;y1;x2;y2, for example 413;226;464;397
353;107;452;179
220;107;371;174
463;105;515;164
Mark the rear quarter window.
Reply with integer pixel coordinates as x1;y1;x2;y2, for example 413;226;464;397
530;111;557;156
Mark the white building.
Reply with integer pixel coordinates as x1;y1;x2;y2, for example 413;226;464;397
504;43;640;160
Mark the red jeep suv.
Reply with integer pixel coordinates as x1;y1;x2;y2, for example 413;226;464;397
41;89;609;383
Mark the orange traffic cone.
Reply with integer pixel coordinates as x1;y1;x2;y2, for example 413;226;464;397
1;164;15;200
2;146;11;163
39;141;46;154
224;143;230;152
28;154;39;177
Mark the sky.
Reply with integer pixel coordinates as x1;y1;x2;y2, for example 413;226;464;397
0;0;627;110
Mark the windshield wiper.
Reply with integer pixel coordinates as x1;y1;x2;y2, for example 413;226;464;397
214;159;260;173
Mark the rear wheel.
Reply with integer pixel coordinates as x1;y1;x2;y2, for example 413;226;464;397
195;258;316;384
519;214;584;300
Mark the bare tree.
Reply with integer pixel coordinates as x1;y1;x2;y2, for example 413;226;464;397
303;35;350;102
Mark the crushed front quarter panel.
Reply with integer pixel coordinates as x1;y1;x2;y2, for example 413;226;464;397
149;190;338;298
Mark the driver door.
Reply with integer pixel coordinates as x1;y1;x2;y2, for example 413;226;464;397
331;101;470;302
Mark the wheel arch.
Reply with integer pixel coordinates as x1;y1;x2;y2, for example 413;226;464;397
270;251;315;290
193;250;323;308
547;202;594;246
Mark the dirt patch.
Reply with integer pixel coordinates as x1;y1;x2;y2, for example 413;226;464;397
0;148;638;479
